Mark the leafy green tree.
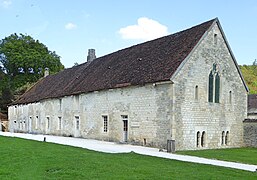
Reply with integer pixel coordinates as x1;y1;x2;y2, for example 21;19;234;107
0;33;64;113
240;62;257;94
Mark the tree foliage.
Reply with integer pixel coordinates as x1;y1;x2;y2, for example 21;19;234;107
0;33;64;113
240;62;257;94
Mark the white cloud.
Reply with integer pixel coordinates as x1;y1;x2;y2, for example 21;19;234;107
118;17;169;41
1;0;12;8
65;22;77;30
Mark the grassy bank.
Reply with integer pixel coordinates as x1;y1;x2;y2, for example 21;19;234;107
0;136;256;179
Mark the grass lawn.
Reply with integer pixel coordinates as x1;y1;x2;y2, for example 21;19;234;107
0;136;257;179
177;147;257;165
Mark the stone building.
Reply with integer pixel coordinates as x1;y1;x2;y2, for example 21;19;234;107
244;94;257;147
8;18;248;151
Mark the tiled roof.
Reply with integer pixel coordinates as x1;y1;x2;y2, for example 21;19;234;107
248;94;257;112
13;18;216;105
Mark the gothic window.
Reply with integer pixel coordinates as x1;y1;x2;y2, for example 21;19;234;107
225;131;229;145
196;131;200;147
215;73;220;103
229;91;232;104
208;72;214;102
221;131;225;145
201;131;206;147
208;63;220;103
195;85;199;100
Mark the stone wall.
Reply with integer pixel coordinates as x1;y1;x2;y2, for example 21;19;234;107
243;120;257;147
9;82;173;149
172;22;247;150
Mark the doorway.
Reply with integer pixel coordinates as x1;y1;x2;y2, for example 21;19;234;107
122;115;128;142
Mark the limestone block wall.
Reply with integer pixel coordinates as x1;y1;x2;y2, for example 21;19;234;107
172;23;247;150
243;121;257;147
9;82;173;148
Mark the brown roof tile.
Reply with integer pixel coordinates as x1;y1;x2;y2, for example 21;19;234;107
13;18;216;105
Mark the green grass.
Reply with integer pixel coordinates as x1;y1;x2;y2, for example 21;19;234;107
177;148;257;165
0;136;256;179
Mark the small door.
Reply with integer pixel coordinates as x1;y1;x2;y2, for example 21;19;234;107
123;120;128;142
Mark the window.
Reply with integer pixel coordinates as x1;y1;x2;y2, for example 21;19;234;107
214;34;218;45
35;116;39;129
215;73;220;103
225;131;229;145
195;85;199;100
221;131;225;145
46;117;50;130
75;116;80;130
196;131;200;147
58;117;62;130
19;120;22;129
103;116;108;132
208;64;220;103
201;131;206;147
208;72;214;102
229;91;232;104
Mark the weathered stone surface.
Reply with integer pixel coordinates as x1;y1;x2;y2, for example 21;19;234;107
244;122;257;147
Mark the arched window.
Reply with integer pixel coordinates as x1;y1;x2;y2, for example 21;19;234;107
225;131;229;145
215;73;220;103
196;131;200;147
229;91;232;104
214;34;218;45
195;85;199;100
208;72;213;102
221;131;225;145
201;131;206;147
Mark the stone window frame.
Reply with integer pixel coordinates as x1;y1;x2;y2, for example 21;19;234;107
102;115;108;133
46;116;50;130
208;63;220;103
195;85;199;100
75;116;80;130
196;131;207;148
196;131;201;147
201;131;206;147
58;117;62;130
229;91;232;104
35;115;39;130
221;131;225;145
225;131;229;145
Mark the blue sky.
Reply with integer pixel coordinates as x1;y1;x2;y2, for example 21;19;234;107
1;0;257;68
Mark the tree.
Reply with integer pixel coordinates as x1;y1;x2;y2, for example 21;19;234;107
0;33;64;113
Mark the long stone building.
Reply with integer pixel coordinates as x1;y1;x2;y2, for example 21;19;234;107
8;18;249;151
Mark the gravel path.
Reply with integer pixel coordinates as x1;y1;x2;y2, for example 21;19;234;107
1;132;256;172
